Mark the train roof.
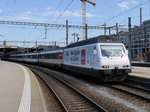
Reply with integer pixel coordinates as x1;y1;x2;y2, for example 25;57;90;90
11;52;39;56
10;48;64;56
66;35;121;48
22;52;39;56
39;47;63;55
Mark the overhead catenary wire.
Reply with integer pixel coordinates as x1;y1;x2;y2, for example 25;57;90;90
2;0;16;19
45;0;65;23
99;0;150;25
0;0;12;17
98;0;125;16
53;0;74;23
117;13;150;25
37;0;74;40
40;0;68;40
55;0;65;13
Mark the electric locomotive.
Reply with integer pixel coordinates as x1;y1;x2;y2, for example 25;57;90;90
63;35;131;82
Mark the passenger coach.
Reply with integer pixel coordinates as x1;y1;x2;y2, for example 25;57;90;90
9;52;39;64
39;48;63;67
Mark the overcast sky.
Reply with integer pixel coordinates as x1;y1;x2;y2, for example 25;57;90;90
0;0;149;47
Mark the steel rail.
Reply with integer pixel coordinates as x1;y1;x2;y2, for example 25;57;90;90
126;77;150;90
104;84;150;102
30;68;69;112
121;82;150;92
27;64;107;112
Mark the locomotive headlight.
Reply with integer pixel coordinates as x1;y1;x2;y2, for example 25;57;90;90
102;65;109;68
123;65;129;68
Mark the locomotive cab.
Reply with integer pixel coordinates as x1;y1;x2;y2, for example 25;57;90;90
98;43;131;81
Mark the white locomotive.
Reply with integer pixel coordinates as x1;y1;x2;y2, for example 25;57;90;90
63;36;131;82
8;35;131;82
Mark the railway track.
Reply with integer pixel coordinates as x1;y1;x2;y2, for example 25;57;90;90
20;64;150;111
121;81;150;92
28;65;106;112
34;70;66;112
126;76;150;90
104;82;150;102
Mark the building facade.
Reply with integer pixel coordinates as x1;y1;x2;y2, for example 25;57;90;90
119;19;150;61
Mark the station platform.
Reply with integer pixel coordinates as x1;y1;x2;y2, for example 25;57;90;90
0;61;47;112
129;66;150;79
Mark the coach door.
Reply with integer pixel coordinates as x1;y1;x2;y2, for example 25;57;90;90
92;46;99;68
84;47;92;68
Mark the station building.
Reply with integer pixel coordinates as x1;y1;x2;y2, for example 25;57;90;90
0;41;18;59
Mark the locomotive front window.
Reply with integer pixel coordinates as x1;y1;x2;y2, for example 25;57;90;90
100;45;125;57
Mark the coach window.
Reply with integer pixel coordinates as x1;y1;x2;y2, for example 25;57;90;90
51;53;53;59
49;54;52;59
44;54;47;59
44;54;47;58
48;54;50;59
54;53;56;59
33;55;35;59
52;53;54;59
47;54;49;59
40;55;42;59
53;53;56;59
46;54;48;58
56;53;59;59
51;54;53;59
56;53;58;59
41;54;43;58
